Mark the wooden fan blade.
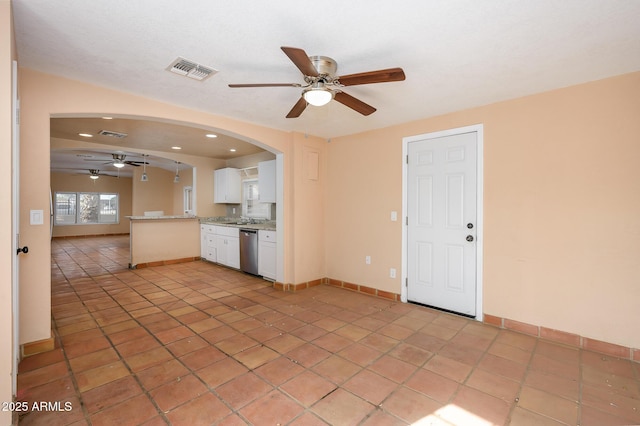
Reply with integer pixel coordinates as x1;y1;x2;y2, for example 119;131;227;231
338;68;405;86
334;92;377;116
229;83;301;88
286;97;307;118
281;46;319;77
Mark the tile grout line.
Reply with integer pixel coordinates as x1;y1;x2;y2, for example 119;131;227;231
57;242;174;425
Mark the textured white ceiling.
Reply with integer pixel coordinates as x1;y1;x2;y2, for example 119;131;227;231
13;0;640;140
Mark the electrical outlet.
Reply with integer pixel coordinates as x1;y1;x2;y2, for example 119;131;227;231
365;256;371;265
390;268;396;278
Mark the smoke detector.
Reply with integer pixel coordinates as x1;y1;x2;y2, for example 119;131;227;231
167;57;217;81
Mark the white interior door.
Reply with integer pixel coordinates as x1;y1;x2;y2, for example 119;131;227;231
11;60;21;395
407;131;478;316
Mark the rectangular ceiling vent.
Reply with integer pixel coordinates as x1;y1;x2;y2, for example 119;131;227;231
98;130;128;138
167;57;218;81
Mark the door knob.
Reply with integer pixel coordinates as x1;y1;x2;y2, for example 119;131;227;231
467;223;474;229
466;235;474;242
17;246;29;255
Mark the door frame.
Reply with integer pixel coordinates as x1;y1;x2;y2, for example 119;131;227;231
11;60;20;394
401;124;484;321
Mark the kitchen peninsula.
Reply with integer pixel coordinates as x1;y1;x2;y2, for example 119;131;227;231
127;215;200;268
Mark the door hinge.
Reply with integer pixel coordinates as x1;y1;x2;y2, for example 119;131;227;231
405;278;408;288
406;155;409;164
405;216;408;226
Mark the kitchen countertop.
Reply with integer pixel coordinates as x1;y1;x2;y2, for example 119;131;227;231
127;215;198;220
199;217;276;231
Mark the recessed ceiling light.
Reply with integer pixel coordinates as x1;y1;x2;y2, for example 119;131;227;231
229;148;236;152
205;134;217;138
102;116;113;120
171;146;182;150
79;133;93;137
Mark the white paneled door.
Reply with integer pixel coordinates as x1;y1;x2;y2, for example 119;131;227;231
407;131;478;316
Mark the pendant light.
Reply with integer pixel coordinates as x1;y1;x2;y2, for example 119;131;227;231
140;154;149;182
173;161;180;183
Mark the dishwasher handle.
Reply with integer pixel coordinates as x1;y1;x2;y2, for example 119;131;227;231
240;229;257;236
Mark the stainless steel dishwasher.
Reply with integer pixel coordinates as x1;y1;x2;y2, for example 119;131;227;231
239;229;259;275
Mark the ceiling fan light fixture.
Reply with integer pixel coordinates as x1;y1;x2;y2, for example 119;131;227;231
113;161;125;168
303;82;333;106
89;174;99;180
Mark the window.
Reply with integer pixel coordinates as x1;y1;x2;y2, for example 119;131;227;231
184;186;193;215
242;179;271;219
54;192;119;225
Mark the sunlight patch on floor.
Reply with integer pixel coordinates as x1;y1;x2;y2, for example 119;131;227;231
412;404;492;426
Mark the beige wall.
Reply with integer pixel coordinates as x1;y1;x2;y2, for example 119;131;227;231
326;72;640;349
291;133;327;284
131;165;195;216
50;172;132;237
130;218;200;265
1;0;15;422
131;166;175;216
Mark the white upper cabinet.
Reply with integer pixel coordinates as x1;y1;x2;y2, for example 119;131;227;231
214;168;241;203
258;160;276;203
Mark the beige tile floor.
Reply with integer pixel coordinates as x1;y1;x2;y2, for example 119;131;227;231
15;235;640;425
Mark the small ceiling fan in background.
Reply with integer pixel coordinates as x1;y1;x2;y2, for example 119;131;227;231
229;46;406;118
86;169;119;179
52;168;120;179
84;153;148;168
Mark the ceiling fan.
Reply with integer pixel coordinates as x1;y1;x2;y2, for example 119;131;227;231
86;169;120;179
85;153;147;168
229;46;405;118
53;168;120;179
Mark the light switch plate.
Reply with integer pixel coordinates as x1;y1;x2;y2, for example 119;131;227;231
30;209;44;225
391;211;398;221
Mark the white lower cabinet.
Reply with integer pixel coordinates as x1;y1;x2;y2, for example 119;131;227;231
200;225;217;262
202;224;273;277
258;230;276;280
214;226;240;269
